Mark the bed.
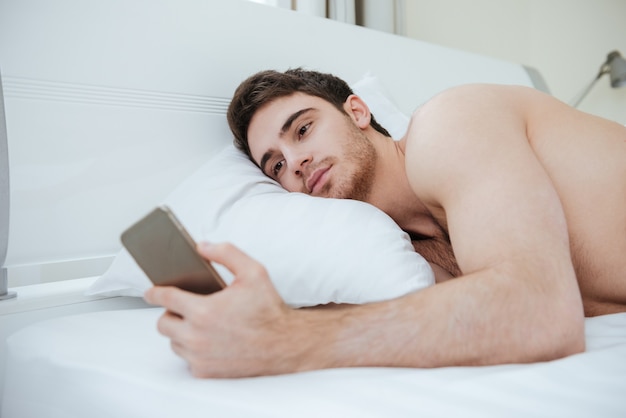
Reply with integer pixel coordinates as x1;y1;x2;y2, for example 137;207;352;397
4;308;626;417
1;0;625;417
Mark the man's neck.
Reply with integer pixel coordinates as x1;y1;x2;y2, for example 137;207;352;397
365;135;441;238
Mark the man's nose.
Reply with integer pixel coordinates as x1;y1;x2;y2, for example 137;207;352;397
294;158;310;177
285;150;311;177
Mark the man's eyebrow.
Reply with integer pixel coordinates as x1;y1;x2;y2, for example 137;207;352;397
280;107;314;136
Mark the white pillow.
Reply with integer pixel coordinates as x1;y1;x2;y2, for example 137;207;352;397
87;75;432;308
351;72;410;140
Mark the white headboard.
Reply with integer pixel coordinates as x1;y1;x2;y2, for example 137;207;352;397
0;0;545;276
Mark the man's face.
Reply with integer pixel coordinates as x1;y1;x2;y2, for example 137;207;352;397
247;93;377;201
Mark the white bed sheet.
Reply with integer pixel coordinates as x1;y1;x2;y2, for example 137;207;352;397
2;308;626;418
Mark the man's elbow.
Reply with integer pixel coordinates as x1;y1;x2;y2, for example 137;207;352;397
542;304;586;361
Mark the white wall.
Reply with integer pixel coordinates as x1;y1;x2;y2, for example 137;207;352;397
403;0;626;124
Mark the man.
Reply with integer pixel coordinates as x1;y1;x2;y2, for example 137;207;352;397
145;69;626;378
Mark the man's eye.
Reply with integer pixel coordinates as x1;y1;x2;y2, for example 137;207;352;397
272;160;284;176
298;123;311;138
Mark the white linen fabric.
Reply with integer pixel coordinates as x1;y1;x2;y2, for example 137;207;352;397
351;72;410;140
87;75;431;307
4;309;626;418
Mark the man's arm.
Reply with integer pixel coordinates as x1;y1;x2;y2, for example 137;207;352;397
145;237;582;377
400;84;585;364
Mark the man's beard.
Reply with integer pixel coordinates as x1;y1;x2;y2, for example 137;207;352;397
324;120;378;202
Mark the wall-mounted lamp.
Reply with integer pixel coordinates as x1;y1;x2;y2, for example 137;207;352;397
570;50;626;108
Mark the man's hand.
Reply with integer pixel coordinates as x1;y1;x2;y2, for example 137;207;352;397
144;242;297;378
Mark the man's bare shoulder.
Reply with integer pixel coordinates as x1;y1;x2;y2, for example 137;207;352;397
411;83;542;124
403;84;537;201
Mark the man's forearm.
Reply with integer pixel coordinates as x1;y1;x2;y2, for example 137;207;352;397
147;243;585;378
292;269;585;372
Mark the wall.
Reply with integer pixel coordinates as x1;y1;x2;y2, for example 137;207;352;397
403;0;626;124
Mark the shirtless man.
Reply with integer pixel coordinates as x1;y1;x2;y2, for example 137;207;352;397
144;69;626;378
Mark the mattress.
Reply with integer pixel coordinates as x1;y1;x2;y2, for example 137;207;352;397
3;308;626;418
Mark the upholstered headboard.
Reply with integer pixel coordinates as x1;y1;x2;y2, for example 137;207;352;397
0;0;546;283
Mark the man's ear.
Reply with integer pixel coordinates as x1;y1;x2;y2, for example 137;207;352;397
343;94;371;129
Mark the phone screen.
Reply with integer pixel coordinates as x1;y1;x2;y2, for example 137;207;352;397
121;206;225;294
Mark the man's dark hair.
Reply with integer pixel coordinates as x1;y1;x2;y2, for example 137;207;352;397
227;68;391;159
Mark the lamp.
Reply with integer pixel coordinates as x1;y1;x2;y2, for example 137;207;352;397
570;50;626;107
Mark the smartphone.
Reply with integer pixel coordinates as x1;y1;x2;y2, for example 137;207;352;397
121;205;225;294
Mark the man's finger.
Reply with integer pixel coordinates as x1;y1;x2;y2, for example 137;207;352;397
144;286;203;317
197;242;268;282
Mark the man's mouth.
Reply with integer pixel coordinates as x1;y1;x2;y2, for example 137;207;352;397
306;166;331;195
